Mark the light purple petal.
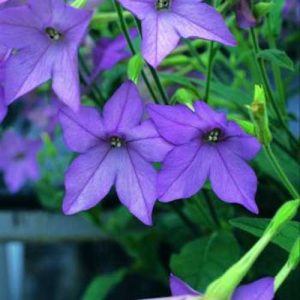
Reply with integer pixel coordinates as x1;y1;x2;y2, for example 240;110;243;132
233;277;275;300
0;6;42;48
235;0;257;29
158;141;211;202
118;0;155;19
115;148;157;225
52;47;81;111
147;104;203;145
63;144;117;214
0;88;7;122
140;297;199;300
59;106;105;153
171;1;236;46
142;13;180;67
103;81;144;133
223;121;261;160
193;101;227;127
4;44;54;105
170;274;200;296
209;145;259;213
4;163;27;193
126;120;173;162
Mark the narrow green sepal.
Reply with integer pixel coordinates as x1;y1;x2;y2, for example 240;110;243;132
72;0;87;9
127;53;144;84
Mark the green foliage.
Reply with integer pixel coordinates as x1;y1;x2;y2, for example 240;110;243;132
257;49;294;71
230;217;300;252
127;53;144;83
82;269;126;300
170;230;240;291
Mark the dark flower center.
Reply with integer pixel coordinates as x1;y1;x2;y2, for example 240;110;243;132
110;136;124;148
45;27;62;41
156;0;171;10
14;152;26;160
203;128;222;143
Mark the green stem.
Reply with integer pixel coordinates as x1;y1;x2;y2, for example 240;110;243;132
204;41;215;103
112;0;159;104
203;190;221;228
249;28;298;146
134;17;169;104
264;144;299;199
184;39;206;73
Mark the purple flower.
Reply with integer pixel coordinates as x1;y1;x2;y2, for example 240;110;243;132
169;274;275;300
147;101;261;213
0;45;10;122
118;0;236;67
59;81;172;225
235;0;257;29
0;130;40;193
0;0;92;111
91;29;138;81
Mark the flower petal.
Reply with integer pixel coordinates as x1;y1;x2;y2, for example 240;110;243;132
171;1;236;46
158;141;211;202
63;145;117;214
118;0;155;20
4;44;54;104
232;277;274;300
209;145;259;213
59;105;105;153
115;148;157;225
147;104;203;145
103;81;144;133
0;6;42;48
142;13;180;67
0;88;7;122
170;274;200;296
52;47;81;111
126;120;173;162
223;121;261;160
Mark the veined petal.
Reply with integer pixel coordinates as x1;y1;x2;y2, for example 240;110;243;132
63;144;117;215
126;120;173;162
52;46;80;111
232;277;274;300
0;6;42;48
0;88;7;122
223;121;261;160
171;2;236;46
209;145;259;214
59;106;105;153
5;44;54;104
142;13;180;67
103;81;144;133
118;0;155;20
158;141;211;202
147;104;203;145
170;274;200;296
115;148;157;225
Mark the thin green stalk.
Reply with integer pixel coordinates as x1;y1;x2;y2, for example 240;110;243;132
112;0;159;103
203;190;221;228
249;28;298;146
204;41;215;102
184;39;206;73
134;17;169;104
264;144;299;199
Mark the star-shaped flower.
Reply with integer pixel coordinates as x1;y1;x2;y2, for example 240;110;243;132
168;274;275;300
148;101;261;213
0;130;40;193
118;0;236;67
0;0;92;110
59;81;172;225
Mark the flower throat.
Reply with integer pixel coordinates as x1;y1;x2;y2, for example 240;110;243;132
204;128;222;143
45;27;62;41
156;0;171;10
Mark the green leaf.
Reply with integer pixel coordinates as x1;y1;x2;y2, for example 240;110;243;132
127;53;144;84
254;2;274;18
230;217;300;252
170;231;240;291
257;49;294;71
82;269;126;300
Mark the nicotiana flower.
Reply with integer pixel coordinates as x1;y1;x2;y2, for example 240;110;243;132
168;274;275;300
0;130;40;193
0;45;9;121
148;101;261;213
235;0;257;29
0;0;92;111
118;0;236;67
59;81;172;225
90;29;138;81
